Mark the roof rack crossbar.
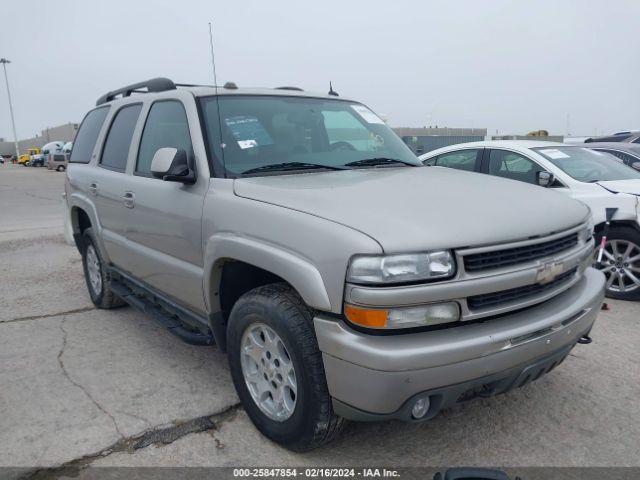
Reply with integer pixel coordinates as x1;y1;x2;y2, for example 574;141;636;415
96;77;177;106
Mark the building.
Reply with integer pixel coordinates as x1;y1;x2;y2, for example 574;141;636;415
0;122;78;157
492;134;564;142
393;127;487;155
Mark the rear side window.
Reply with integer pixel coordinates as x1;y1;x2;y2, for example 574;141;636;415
136;101;192;175
69;107;109;164
100;104;143;171
433;149;480;171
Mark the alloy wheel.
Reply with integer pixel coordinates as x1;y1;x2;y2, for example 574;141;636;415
599;239;640;293
85;245;103;295
240;323;297;421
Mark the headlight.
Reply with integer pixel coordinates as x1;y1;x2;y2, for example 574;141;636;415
347;251;455;285
344;302;460;329
582;216;595;243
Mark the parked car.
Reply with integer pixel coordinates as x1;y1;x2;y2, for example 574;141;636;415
65;78;603;450
420;141;640;299
585;131;640;144
47;142;71;171
582;142;640;171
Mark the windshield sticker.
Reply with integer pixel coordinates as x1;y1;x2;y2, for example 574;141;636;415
351;105;385;125
225;116;273;149
237;139;258;150
539;149;570;159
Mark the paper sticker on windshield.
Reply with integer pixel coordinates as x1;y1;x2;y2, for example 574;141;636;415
539;149;570;159
351;105;385;124
225;116;273;149
237;140;258;150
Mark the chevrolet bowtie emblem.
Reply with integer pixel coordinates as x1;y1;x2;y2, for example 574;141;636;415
536;261;564;284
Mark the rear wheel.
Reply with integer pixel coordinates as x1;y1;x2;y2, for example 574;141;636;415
227;283;345;451
81;228;125;309
595;226;640;300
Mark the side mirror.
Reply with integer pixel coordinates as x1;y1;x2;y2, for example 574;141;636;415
632;162;640;171
150;148;195;184
536;170;554;187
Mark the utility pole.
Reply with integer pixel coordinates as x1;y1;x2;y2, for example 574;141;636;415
1;58;20;158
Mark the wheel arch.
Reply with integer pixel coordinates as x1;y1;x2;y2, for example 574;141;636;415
203;233;332;351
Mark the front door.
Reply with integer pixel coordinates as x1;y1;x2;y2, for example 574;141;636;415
119;99;208;314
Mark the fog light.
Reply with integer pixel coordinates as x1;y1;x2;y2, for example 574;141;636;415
411;396;430;419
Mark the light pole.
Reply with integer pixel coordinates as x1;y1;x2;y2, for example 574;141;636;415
1;58;20;159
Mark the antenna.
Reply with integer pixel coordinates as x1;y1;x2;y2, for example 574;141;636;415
208;22;218;87
328;81;339;96
208;22;227;175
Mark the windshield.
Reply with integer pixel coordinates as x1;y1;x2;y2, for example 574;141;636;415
532;146;640;182
199;95;420;176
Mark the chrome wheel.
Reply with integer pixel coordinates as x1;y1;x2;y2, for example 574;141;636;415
240;323;297;422
85;245;103;295
599;239;640;293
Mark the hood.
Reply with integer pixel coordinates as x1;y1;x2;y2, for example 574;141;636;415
234;167;589;252
597;180;640;196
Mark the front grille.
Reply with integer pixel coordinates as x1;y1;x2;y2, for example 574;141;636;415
468;267;577;310
464;232;578;272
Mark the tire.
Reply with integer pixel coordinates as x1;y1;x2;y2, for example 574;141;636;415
56;165;64;172
595;226;640;301
81;228;125;309
227;283;345;451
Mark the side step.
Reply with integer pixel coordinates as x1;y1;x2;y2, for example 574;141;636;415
109;269;214;347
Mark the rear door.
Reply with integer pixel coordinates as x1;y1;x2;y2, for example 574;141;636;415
92;102;143;267
119;96;208;313
424;148;483;172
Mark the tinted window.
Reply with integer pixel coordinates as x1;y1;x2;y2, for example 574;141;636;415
433;149;479;171
489;150;541;185
70;107;109;164
137;101;192;175
100;104;142;171
533;146;640;182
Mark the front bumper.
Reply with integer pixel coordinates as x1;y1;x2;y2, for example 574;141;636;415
314;267;605;420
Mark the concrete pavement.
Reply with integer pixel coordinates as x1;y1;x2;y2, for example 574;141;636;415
1;164;639;476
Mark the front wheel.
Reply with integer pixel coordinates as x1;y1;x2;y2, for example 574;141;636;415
595;226;640;300
227;283;345;451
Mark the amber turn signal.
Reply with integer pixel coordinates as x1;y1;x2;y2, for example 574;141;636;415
344;304;388;328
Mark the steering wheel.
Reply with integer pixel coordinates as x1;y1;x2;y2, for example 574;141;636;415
329;141;356;152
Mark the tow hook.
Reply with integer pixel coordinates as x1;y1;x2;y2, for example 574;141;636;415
577;334;593;345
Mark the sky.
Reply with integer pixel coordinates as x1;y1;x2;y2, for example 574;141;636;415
1;0;639;141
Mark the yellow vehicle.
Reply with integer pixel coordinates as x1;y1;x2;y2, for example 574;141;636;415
17;147;40;165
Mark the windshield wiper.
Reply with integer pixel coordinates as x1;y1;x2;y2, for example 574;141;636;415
344;157;417;168
242;162;349;175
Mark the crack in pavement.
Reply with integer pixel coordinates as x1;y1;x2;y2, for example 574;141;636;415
20;403;243;480
56;316;125;439
0;306;95;325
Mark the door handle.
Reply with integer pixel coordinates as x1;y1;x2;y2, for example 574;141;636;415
123;192;135;209
88;182;98;196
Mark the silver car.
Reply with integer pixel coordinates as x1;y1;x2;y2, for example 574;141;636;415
64;78;604;450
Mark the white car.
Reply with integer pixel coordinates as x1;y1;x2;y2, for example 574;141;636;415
420;140;640;300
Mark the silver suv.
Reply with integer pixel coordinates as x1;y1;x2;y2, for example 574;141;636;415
64;78;605;450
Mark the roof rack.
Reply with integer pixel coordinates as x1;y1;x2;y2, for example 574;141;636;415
275;86;304;91
96;77;177;106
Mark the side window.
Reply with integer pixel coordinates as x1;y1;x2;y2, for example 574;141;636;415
488;149;541;185
136;101;192;175
434;149;479;171
100;104;143;171
70;107;109;164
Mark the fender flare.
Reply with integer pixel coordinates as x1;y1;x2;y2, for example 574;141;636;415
203;232;332;313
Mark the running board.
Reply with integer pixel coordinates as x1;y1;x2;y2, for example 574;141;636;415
108;268;214;347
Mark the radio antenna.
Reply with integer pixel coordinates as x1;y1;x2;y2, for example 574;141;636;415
208;22;218;88
208;22;227;174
